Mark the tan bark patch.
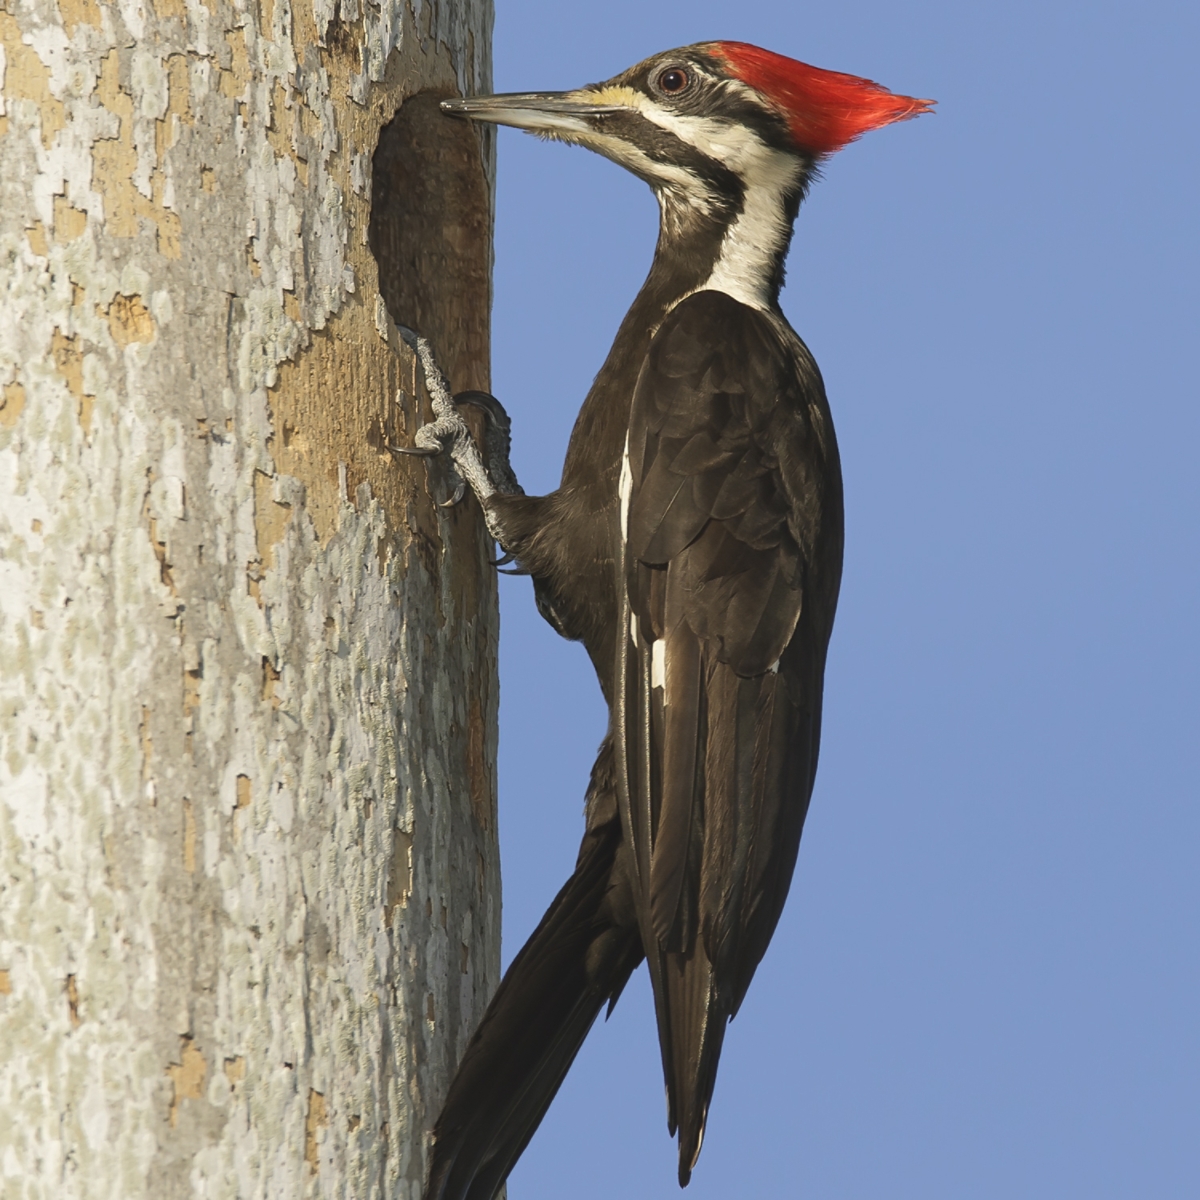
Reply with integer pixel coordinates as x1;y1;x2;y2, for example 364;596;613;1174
182;799;196;873
155;54;191;163
261;656;280;708
253;468;292;569
25;223;49;257
66;974;80;1026
305;1090;328;1172
0;14;66;148
58;0;102;35
235;774;251;808
166;1037;207;1127
263;79;310;186
53;197;87;243
50;328;94;434
144;481;177;593
0;381;25;428
267;81;293;156
219;28;249;101
223;1055;245;1085
92;52;137;238
151;0;187;22
104;293;156;347
93;52;182;258
385;827;412;923
156;211;182;258
51;329;83;399
0;970;11;995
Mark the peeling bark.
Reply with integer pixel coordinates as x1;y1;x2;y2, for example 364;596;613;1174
0;0;499;1196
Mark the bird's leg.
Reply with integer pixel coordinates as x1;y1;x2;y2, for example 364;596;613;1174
391;329;523;551
450;389;523;499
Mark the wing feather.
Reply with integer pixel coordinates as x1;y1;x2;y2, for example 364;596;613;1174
615;290;841;1179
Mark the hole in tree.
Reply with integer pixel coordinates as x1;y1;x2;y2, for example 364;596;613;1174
369;92;492;393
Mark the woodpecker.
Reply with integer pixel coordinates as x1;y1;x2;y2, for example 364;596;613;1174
407;41;932;1200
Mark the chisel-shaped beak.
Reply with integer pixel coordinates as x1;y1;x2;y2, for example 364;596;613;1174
440;91;630;137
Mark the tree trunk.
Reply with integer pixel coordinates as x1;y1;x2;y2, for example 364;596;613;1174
0;1;499;1196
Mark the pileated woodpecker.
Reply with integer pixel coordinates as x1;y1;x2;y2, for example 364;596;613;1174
406;41;932;1200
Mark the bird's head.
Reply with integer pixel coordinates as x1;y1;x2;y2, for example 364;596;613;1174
442;42;933;211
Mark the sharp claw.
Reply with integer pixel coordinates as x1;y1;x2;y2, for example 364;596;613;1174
390;444;441;457
490;551;517;567
454;390;511;429
495;566;531;576
441;480;467;508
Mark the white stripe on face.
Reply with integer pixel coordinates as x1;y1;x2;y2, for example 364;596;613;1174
636;107;803;310
566;86;719;213
514;84;802;305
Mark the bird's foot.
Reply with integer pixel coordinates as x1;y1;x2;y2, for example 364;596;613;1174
391;330;523;544
450;389;523;499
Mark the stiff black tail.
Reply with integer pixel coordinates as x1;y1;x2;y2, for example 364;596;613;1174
424;795;642;1200
654;943;731;1187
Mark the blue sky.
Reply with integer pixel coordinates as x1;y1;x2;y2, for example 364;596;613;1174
481;2;1198;1196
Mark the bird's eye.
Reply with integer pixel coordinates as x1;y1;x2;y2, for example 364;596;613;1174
656;67;690;95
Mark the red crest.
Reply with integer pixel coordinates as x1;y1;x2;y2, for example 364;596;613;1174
715;42;934;156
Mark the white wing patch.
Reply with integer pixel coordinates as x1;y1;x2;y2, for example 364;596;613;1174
651;638;666;691
619;431;632;543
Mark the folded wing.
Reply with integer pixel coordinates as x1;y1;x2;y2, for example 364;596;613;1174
614;289;841;1183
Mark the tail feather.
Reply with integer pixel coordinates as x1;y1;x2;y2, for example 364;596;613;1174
424;814;642;1200
648;664;777;1186
655;943;731;1187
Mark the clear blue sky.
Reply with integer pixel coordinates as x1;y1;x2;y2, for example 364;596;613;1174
482;2;1198;1196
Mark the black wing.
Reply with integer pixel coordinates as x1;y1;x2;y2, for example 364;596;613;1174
613;290;842;1184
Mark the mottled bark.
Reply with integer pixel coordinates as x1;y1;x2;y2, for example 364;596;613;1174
0;0;499;1196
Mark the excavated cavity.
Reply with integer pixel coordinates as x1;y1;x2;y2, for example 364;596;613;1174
369;91;492;394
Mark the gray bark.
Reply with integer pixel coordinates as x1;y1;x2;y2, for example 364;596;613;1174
0;0;499;1196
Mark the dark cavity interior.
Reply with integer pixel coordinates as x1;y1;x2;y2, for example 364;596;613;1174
369;91;492;392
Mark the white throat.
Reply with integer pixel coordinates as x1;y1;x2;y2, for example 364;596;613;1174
700;157;797;310
639;107;803;311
